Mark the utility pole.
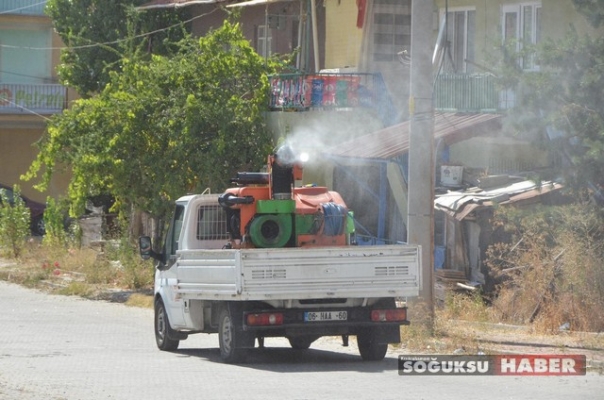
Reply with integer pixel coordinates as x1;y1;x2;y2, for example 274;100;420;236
407;0;435;325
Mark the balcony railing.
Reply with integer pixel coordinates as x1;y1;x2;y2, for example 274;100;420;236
268;72;398;125
269;73;383;110
434;73;502;113
0;83;67;114
0;1;47;16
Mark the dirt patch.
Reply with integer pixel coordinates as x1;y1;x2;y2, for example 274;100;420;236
434;320;604;371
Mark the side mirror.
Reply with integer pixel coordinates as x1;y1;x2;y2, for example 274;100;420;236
139;236;153;260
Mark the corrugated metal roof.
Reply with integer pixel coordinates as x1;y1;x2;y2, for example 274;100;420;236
326;112;502;160
435;180;564;221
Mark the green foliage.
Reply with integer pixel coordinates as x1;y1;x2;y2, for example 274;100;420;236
25;20;284;222
495;9;604;202
0;186;31;258
46;0;189;97
573;0;604;28
42;197;69;247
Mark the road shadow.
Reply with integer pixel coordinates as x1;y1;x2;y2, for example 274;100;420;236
92;289;153;303
172;345;399;373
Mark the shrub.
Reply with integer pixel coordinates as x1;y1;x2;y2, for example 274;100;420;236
485;202;604;332
105;237;154;290
42;196;69;247
0;185;30;258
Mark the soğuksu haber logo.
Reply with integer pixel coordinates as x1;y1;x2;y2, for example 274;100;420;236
495;354;586;376
398;355;494;375
399;354;587;376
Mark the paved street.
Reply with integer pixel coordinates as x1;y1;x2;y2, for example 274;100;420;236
0;281;602;400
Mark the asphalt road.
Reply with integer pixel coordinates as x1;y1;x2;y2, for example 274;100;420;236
0;281;602;400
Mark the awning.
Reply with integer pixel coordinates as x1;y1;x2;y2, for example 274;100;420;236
326;113;502;160
137;0;220;10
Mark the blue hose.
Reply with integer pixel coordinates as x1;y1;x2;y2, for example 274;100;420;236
321;203;347;236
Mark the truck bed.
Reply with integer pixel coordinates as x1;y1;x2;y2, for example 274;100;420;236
175;245;421;301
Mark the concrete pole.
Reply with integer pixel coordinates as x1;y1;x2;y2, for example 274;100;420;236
408;0;435;323
310;0;320;72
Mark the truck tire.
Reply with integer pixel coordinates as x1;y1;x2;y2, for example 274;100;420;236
357;330;388;361
218;308;247;363
288;336;317;350
154;299;180;351
31;215;45;236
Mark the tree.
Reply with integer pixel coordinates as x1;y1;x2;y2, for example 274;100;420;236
573;0;604;28
499;1;604;204
25;20;286;223
46;0;189;97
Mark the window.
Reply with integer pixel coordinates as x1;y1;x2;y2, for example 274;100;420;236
0;27;52;83
196;206;229;241
257;25;272;58
440;8;476;73
165;205;185;257
372;0;411;62
502;3;541;70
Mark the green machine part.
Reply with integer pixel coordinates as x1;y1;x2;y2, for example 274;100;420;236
251;200;295;247
295;210;355;236
256;199;295;214
295;214;321;235
249;214;293;248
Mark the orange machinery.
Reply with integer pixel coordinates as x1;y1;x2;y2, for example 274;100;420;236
218;146;353;248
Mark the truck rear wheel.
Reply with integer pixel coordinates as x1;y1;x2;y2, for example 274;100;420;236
357;330;388;361
154;299;179;351
218;308;247;363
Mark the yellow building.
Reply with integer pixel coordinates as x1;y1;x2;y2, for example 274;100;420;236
0;0;70;203
433;0;599;75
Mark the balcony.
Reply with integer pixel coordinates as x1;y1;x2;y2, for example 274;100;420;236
268;72;396;126
434;73;507;113
0;1;47;16
271;73;510;117
0;83;67;115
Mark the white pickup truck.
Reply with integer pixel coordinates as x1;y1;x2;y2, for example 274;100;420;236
139;146;420;363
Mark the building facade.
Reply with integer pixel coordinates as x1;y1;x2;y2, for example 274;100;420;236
0;0;70;202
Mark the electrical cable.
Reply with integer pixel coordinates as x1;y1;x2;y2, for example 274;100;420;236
0;7;219;52
0;92;52;121
0;69;56;82
0;1;47;15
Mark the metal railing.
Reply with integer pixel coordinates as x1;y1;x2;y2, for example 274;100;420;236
268;73;382;110
0;0;47;16
434;73;500;113
271;72;507;115
0;83;67;114
268;72;398;126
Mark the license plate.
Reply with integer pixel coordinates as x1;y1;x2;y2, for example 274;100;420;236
304;310;347;322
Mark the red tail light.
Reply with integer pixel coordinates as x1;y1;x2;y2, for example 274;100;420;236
371;308;407;322
246;312;284;326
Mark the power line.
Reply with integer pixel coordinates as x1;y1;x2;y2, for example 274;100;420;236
0;94;53;122
0;1;47;15
0;69;56;82
0;8;218;52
